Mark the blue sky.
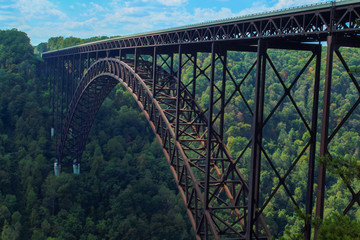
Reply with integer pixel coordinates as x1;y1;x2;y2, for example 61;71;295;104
0;0;328;45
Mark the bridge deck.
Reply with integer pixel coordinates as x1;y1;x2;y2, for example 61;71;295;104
42;0;360;58
42;1;360;239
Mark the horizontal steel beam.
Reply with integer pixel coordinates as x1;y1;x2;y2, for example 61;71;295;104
42;2;360;59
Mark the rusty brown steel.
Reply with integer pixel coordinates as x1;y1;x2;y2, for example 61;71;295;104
42;2;360;59
43;2;360;239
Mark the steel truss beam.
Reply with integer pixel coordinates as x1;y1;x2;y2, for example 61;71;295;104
47;34;360;239
46;39;360;240
43;1;360;239
42;2;360;59
51;38;327;239
316;35;360;237
242;40;322;239
55;55;256;239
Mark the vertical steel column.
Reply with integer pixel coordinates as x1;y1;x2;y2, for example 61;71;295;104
186;52;197;123
219;48;227;141
87;53;90;69
205;42;216;209
134;48;139;73
175;45;182;141
63;57;67;121
315;35;335;238
192;52;197;99
49;59;55;139
57;56;63;161
66;57;70;117
304;44;321;240
175;45;182;140
152;47;158;97
119;49;122;60
46;60;50;110
170;52;174;76
72;54;75;100
204;42;216;240
55;57;59;147
175;45;183;183
50;59;55;130
247;39;266;240
78;54;82;84
60;56;65;159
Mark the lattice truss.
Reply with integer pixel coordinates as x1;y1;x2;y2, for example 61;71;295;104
247;42;322;238
42;2;360;58
128;43;321;239
42;9;360;240
322;43;360;218
46;32;360;240
126;51;253;239
147;48;254;239
53;55;251;239
44;3;360;236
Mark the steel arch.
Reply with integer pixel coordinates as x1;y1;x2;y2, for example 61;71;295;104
57;57;269;239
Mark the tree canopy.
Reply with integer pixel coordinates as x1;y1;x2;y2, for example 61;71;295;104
0;30;359;239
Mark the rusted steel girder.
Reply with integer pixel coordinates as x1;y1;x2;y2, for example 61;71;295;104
43;2;360;238
45;34;360;239
316;35;360;238
42;1;360;59
53;39;326;239
56;56;263;239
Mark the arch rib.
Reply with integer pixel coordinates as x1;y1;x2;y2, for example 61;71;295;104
59;57;269;239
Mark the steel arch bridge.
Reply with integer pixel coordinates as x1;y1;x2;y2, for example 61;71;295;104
43;1;360;239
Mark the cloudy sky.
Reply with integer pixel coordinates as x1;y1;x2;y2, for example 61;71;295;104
1;0;329;45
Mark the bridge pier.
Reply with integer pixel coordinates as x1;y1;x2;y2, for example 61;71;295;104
247;38;267;240
73;159;80;174
54;159;61;176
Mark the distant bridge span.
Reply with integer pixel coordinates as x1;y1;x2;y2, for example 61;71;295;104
43;1;360;239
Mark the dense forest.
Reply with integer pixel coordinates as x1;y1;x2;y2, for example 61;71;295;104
0;29;194;240
0;28;359;239
35;36;112;54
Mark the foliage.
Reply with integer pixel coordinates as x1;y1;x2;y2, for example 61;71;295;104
34;36;116;54
317;212;360;240
0;29;193;239
319;155;360;185
1;28;360;239
278;211;360;240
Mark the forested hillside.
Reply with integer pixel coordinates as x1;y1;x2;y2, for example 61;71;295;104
187;47;360;239
0;29;193;240
35;36;111;54
0;28;359;239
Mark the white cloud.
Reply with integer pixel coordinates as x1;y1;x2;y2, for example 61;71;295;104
90;2;106;11
122;22;154;32
69;0;327;39
56;18;100;30
0;0;70;44
0;1;16;23
192;7;236;22
81;2;108;17
1;0;328;45
0;15;16;21
156;0;187;7
14;0;67;20
271;0;326;9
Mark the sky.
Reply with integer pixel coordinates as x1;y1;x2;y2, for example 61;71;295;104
0;0;330;45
